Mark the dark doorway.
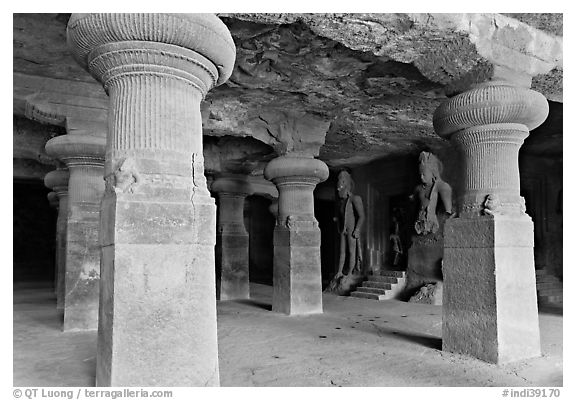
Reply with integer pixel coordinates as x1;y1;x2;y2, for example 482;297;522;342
245;195;275;286
13;179;57;284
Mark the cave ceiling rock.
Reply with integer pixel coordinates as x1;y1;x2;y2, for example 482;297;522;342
222;13;562;100
203;135;275;177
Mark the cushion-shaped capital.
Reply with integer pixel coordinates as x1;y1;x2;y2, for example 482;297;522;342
45;134;106;165
67;13;235;86
433;83;549;139
44;169;70;191
264;156;329;183
211;175;254;196
47;191;59;207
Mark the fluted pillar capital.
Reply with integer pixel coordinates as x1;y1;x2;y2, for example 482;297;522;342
264;156;329;186
433;82;549;138
433;80;549;218
67;13;235;96
264;155;328;229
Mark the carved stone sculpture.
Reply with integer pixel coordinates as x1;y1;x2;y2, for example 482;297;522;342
389;210;403;267
325;170;365;294
413;151;453;235
405;151;454;296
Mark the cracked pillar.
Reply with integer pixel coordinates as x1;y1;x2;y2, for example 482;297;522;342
45;134;105;331
264;156;329;315
212;174;253;300
433;78;549;363
44;168;69;311
67;13;235;386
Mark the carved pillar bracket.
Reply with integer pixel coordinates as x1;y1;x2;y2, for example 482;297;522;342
67;13;235;386
45;134;106;332
44;168;70;311
264;155;329;315
212;174;254;300
433;80;549;364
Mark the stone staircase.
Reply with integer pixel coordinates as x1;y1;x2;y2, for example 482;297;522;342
350;270;406;301
536;269;563;305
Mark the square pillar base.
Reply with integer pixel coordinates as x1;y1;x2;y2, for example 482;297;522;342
63;204;101;331
442;215;541;364
97;196;219;386
272;224;322;315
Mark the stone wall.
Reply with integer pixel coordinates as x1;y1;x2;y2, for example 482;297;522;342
13;180;57;283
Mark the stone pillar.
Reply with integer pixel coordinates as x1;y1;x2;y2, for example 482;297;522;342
45;134;105;331
264;156;329;315
433;80;549;364
46;191;59;293
44;168;69;311
212;175;253;300
67;13;235;386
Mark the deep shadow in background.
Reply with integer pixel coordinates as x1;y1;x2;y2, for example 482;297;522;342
14;179;57;284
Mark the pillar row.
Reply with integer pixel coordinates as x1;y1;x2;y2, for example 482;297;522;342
433;81;549;364
264;156;328;315
45;134;105;331
44;168;70;311
212;175;253;300
67;13;235;386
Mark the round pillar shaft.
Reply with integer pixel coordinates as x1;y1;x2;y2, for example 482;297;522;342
264;156;328;315
67;13;235;387
212;175;252;300
44;168;70;312
433;81;549;364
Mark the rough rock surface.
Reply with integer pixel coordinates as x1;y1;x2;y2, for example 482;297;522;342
13;13;563;172
324;273;365;296
409;282;443;305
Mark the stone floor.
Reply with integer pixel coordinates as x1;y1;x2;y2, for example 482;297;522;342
14;281;563;387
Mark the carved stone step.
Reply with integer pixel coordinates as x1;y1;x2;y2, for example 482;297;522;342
362;281;392;290
536;282;563;291
380;270;406;278
538;295;563;304
368;275;399;284
349;291;388;301
356;286;389;295
536;276;562;283
537;288;563;297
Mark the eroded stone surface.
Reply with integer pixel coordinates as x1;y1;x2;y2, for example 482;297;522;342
409;282;443;305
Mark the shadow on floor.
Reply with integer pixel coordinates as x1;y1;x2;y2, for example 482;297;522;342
232;299;273;311
374;326;442;350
